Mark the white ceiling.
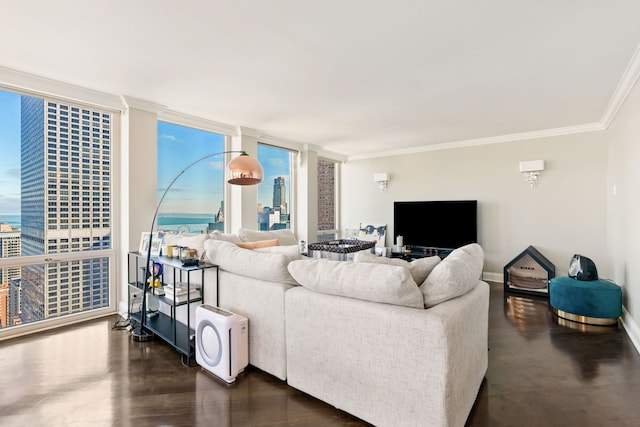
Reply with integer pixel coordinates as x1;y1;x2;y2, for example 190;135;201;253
2;1;640;158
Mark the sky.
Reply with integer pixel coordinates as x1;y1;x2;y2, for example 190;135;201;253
0;89;290;219
0;90;21;216
158;122;291;215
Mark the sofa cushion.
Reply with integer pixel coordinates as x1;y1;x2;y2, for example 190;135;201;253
353;252;441;284
236;239;279;249
204;240;298;285
254;244;302;261
161;232;209;257
209;230;242;243
238;228;298;246
420;243;484;307
288;259;424;308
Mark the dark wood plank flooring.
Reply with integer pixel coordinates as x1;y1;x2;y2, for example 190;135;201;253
1;282;640;426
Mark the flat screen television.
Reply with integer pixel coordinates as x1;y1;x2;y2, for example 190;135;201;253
393;200;477;250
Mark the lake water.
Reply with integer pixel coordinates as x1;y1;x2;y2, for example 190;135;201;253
0;214;216;233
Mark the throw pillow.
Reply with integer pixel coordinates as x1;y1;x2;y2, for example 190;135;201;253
420;243;484;308
209;230;242;243
236;239;279;249
204;240;298;285
353;252;441;284
238;228;298;246
287;259;424;308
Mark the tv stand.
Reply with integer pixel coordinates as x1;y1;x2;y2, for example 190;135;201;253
390;246;454;260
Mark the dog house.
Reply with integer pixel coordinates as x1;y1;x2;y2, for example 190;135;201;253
504;245;555;297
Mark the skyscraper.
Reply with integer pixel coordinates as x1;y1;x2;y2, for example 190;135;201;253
273;176;286;214
0;223;21;286
317;159;336;234
0;223;21;328
19;96;111;324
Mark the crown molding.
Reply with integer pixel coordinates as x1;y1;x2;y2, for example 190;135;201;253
236;126;264;138
0;65;123;111
259;134;305;152
347;122;605;161
315;148;347;163
600;41;640;128
159;109;237;136
121;95;166;114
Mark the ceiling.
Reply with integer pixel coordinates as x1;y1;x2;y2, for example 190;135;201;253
2;1;640;158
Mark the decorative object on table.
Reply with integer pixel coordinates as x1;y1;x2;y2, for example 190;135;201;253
568;254;599;281
131;151;263;342
138;232;164;256
342;228;359;240
165;244;176;258
307;239;376;261
148;261;165;296
503;245;555;297
392;235;405;253
358;223;387;248
164;282;202;303
178;246;199;266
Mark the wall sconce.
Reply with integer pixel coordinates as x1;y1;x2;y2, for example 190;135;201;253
519;160;545;189
374;172;389;191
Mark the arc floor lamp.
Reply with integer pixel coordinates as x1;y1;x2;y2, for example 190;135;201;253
131;151;263;341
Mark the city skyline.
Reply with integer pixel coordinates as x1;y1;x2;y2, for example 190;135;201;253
1;91;291;222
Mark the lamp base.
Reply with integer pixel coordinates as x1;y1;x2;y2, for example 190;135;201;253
131;327;154;342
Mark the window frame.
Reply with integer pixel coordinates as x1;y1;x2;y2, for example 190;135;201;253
0;85;119;340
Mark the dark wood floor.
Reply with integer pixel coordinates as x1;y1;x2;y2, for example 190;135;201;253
2;282;640;426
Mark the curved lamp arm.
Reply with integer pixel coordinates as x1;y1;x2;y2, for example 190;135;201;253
132;150;263;340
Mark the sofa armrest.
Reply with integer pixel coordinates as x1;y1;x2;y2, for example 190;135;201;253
285;281;489;427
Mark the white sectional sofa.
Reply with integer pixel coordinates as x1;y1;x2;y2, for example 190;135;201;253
165;229;489;426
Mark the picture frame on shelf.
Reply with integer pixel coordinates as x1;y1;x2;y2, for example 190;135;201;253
139;232;164;256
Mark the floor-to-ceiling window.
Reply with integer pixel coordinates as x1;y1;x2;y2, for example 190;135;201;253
257;144;294;230
0;88;115;333
157;122;225;234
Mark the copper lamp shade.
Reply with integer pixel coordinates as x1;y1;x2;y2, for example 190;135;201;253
227;153;264;185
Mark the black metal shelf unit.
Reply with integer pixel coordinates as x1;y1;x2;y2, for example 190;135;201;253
127;252;218;360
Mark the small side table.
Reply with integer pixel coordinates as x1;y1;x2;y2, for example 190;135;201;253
549;276;622;326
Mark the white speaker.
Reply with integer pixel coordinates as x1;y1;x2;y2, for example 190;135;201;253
195;304;248;383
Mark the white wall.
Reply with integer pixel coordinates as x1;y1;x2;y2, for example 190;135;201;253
341;132;608;279
606;77;640;348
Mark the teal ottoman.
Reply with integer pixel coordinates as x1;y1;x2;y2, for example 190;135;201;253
549;276;622;326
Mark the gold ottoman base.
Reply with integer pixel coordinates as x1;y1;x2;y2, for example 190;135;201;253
553;308;618;326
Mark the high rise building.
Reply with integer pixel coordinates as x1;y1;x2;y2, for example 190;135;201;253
0;223;21;286
19;96;111;324
273;177;287;214
0;284;8;328
317;159;336;233
8;278;21;326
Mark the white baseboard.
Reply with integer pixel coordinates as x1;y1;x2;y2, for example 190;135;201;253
482;271;503;283
621;307;640;355
117;300;129;317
